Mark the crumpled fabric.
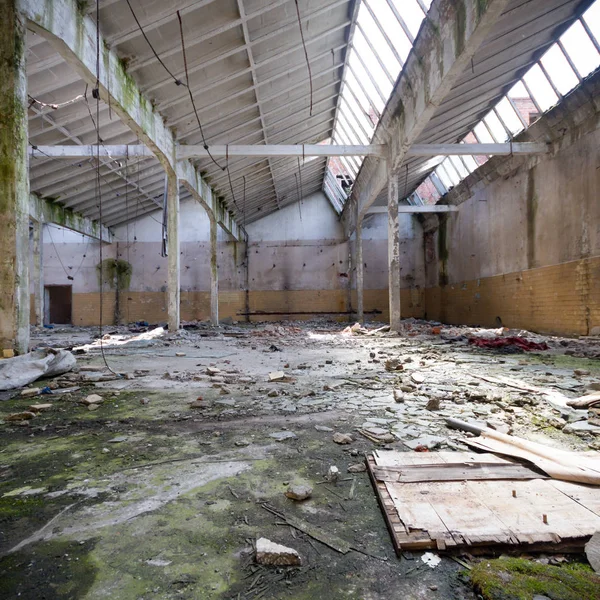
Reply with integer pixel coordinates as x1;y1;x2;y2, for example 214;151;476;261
468;336;549;352
0;348;76;391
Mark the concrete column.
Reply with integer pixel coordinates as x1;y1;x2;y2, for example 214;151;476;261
166;173;180;331
209;216;219;326
387;170;401;332
355;215;364;323
0;0;29;354
32;219;44;326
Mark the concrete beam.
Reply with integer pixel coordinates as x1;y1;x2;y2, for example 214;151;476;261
29;144;387;159
367;205;459;214
29;194;113;241
21;0;243;240
342;0;512;236
0;0;29;354
28;143;548;161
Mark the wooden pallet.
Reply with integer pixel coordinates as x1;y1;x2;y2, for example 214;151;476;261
367;451;600;555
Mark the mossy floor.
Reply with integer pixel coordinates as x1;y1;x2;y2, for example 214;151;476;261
470;557;600;600
0;384;469;599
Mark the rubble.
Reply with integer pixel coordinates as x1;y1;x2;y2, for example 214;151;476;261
285;484;313;501
255;538;302;566
332;432;353;445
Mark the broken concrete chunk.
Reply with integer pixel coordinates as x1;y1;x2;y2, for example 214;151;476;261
285;484;313;501
269;431;297;441
425;398;441;411
206;367;221;376
585;531;600;573
20;388;41;398
411;372;425;384
326;465;340;483
5;411;36;422
88;404;100;412
574;369;591;377
81;394;104;406
347;463;367;473
269;371;285;381
175;352;186;357
267;388;279;397
28;403;53;413
332;432;353;445
385;359;403;372
255;537;302;566
314;425;333;432
393;389;404;403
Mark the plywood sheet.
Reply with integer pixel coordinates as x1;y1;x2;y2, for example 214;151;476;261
367;451;600;554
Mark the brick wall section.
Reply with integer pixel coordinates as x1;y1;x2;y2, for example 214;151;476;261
62;287;428;325
425;256;600;336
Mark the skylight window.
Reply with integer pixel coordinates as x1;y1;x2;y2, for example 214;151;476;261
324;0;600;212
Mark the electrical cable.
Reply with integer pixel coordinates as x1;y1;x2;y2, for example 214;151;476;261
294;0;313;116
176;10;240;212
125;0;184;86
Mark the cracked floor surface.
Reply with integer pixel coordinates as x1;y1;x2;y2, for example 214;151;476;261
0;320;599;599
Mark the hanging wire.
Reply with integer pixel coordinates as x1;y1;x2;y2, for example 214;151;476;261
176;10;239;210
125;0;184;86
294;0;313;116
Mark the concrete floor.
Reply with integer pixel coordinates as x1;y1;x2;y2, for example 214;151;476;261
1;320;599;599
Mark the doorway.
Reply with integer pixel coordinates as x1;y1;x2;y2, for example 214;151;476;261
45;285;73;325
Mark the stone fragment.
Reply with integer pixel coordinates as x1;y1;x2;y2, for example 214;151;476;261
285;484;313;501
385;359;403;372
405;436;446;450
88;404;100;411
108;436;128;443
269;371;285;381
28;403;53;413
255;538;302;566
326;466;340;483
234;439;251;447
140;397;150;405
125;373;135;380
332;432;353;445
5;412;36;422
20;388;40;398
425;398;441;411
206;367;220;376
81;394;104;406
314;425;333;432
574;369;591;376
175;352;186;357
267;388;279;397
393;389;404;403
189;400;204;409
486;420;511;434
585;531;600;573
411;372;425;384
270;431;297;441
348;463;366;473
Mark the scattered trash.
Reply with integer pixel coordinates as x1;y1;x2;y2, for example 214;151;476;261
421;552;441;568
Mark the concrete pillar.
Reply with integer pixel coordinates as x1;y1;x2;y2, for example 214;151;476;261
32;219;44;326
387;170;401;332
355;214;364;323
0;0;29;354
166;173;180;331
209;216;219;326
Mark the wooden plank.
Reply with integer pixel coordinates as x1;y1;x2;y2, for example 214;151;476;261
373;462;547;483
367;451;600;553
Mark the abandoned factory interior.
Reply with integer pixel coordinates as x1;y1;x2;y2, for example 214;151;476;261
2;0;600;598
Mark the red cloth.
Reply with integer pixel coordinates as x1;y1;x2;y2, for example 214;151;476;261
468;336;549;351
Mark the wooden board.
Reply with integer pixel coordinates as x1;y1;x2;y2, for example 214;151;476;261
367;451;600;555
